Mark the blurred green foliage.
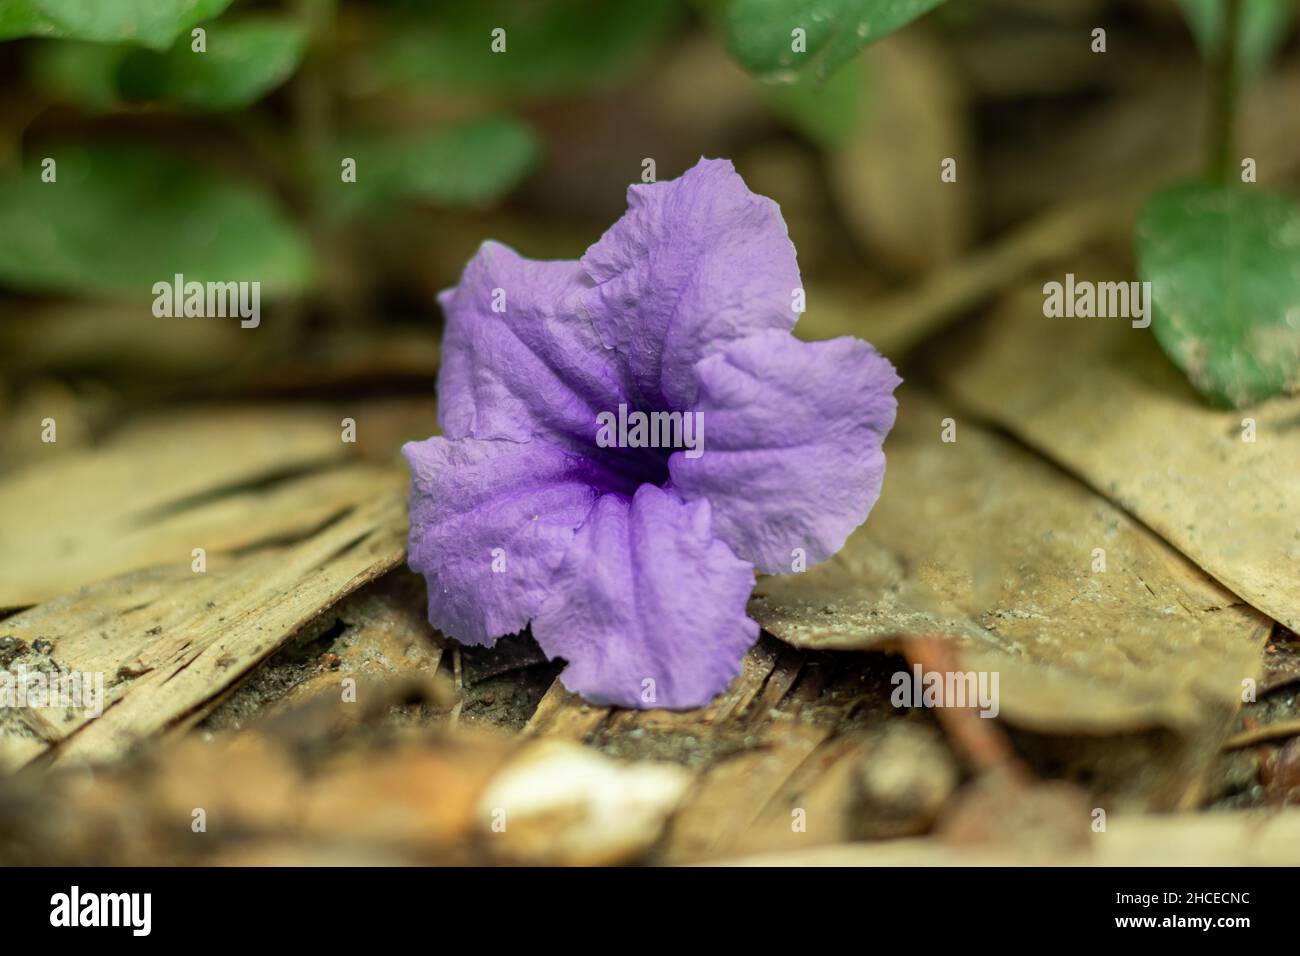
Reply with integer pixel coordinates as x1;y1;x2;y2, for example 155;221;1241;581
373;0;682;95
324;118;541;217
0;0;235;49
12;0;1293;416
0;145;315;296
117;17;307;110
31;17;306;111
1178;0;1297;78
1;0;921;311
27;39;129;110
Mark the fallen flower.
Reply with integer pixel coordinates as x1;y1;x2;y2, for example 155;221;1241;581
404;158;900;709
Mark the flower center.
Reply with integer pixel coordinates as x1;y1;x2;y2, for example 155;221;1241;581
588;403;704;493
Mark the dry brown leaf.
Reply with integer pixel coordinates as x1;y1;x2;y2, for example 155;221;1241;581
749;389;1267;744
828;31;971;275
941;286;1300;635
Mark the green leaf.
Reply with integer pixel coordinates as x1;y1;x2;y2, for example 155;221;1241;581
373;0;680;95
1136;181;1300;407
726;0;946;82
0;145;315;298
118;17;307;110
1178;0;1297;78
328;117;540;216
30;18;306;112
759;54;865;147
28;39;131;110
0;0;234;50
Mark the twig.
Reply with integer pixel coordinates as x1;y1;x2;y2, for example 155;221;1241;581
449;646;463;728
868;59;1300;358
1224;718;1300;750
902;636;1029;784
872;197;1132;356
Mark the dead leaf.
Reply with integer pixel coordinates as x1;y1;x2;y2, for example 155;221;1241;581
828;31;971;275
749;389;1267;807
753;389;1266;734
941;286;1300;635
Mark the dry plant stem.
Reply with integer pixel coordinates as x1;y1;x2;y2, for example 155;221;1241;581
872;198;1131;355
902;636;1029;785
1224;718;1300;750
450;646;464;727
878;59;1300;358
1206;0;1243;184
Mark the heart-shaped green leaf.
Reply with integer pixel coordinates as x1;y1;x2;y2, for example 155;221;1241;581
726;0;947;83
1136;181;1300;407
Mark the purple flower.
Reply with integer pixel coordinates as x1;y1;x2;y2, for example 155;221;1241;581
404;158;900;709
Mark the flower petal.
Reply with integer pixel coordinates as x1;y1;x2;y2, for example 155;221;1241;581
403;435;599;645
669;330;901;574
580;158;801;411
437;240;631;447
532;485;759;709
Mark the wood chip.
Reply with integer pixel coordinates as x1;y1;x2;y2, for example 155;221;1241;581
523;681;611;740
476;739;690;865
659;718;833;863
1;488;407;766
0;408;384;607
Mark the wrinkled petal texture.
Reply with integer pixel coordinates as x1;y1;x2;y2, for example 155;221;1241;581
670;330;900;574
437;241;631;448
580;158;802;411
403;435;598;645
532;486;758;709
